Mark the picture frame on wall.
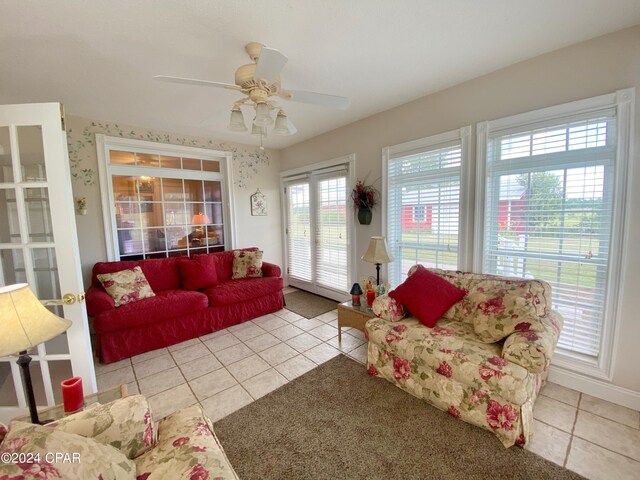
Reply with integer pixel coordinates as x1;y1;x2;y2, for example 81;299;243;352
250;189;267;216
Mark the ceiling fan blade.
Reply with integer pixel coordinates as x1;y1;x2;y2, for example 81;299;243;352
279;89;350;110
153;75;240;90
254;47;288;84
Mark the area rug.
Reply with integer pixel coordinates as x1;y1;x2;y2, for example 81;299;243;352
214;355;583;480
284;289;338;319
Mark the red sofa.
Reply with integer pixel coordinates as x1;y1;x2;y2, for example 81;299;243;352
86;248;284;363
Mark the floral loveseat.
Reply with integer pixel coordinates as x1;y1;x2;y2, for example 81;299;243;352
366;266;563;447
0;395;238;479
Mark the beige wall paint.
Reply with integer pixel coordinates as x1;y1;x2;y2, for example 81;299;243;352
67;115;282;286
280;25;640;392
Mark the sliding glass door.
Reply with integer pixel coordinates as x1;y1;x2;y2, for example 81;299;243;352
285;168;350;301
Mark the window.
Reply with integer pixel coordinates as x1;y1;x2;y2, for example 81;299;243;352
384;127;471;286
97;135;234;260
476;89;633;375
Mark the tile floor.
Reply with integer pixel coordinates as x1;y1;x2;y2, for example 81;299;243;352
94;295;640;480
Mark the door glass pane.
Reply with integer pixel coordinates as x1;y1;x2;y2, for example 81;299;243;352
17;125;46;181
205;226;223;246
116;202;140;228
184;180;204;202
287;183;312;282
204;203;223;225
162;178;184;201
164;203;186;225
113;175;136;199
0;363;18;406
166;227;188;250
143;228;166;252
118;229;143;255
31;248;60;299
45;332;69;355
0;127;13;182
0;249;26;285
182;158;202;171
28;360;73;405
202;160;220;173
0;189;20;243
204;181;222;202
136;153;159;167
25;188;54;242
160;155;181;169
110;151;135;165
140;203;163;227
316;177;348;291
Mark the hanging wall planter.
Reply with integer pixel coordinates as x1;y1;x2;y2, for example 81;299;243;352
351;179;379;226
358;207;372;225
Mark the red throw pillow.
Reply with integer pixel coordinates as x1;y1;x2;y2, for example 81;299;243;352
179;255;218;290
389;266;466;327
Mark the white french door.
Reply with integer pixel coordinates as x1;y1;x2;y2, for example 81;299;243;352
0;103;96;422
284;165;352;301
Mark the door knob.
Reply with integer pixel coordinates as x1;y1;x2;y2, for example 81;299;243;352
42;293;85;306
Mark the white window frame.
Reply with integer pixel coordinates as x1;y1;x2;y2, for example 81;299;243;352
382;126;473;285
96;134;236;260
475;88;634;380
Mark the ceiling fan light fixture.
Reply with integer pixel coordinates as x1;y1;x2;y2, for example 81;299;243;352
253;102;273;127
251;123;267;138
228;106;247;132
273;109;291;136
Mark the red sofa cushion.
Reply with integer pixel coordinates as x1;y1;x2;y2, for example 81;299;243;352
93;289;208;333
179;255;218;290
389;265;466;327
203;276;284;306
92;257;183;292
212;247;258;282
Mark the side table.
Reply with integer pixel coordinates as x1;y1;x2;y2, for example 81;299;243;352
13;384;128;423
337;301;376;342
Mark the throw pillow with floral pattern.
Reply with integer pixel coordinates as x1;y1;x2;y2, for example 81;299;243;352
97;266;155;307
231;250;263;279
372;294;406;322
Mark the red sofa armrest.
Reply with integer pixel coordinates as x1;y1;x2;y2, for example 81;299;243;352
85;286;115;317
262;261;281;278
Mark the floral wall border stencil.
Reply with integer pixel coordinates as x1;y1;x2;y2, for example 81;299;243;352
66;120;270;188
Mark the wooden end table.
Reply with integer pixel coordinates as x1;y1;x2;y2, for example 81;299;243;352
13;384;128;423
337;301;376;342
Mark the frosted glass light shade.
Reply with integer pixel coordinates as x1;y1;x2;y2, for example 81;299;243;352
362;236;394;264
0;284;72;356
273;110;291;136
251;124;267;138
253;103;273;127
228;107;247;132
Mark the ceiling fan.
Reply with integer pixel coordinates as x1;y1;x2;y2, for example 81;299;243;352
154;42;350;142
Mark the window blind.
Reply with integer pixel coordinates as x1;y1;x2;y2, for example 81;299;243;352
315;174;348;292
286;182;312;282
483;111;616;357
387;140;462;286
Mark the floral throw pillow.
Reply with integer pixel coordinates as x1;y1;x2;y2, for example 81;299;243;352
372;294;406;322
98;266;155;307
231;250;263;279
48;394;156;459
0;421;135;479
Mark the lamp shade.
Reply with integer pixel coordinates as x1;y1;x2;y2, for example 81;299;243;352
361;236;394;264
350;283;363;295
273;109;292;136
0;284;72;356
192;212;211;225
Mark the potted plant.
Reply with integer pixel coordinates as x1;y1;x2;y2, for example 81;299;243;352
351;180;379;225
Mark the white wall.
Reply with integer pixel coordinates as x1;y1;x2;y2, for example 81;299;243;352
280;25;640;395
66;115;282;286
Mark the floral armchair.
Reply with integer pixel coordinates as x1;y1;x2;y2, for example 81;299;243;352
366;267;563;447
0;395;238;479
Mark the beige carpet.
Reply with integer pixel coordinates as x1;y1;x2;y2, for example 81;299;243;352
284;290;339;319
214;355;584;480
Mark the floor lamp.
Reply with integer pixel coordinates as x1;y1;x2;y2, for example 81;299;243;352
0;284;72;424
362;236;394;285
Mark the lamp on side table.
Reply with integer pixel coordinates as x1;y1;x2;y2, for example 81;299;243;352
362;236;394;286
0;284;72;424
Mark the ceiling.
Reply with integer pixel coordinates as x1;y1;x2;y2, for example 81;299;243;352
2;1;639;150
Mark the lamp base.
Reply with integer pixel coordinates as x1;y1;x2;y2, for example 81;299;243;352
17;351;40;424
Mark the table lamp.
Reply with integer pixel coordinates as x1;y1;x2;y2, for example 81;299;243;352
361;236;394;285
0;284;72;424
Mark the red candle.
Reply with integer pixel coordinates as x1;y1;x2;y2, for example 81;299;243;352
366;289;375;307
61;377;84;413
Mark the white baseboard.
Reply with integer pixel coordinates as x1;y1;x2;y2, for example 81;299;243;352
548;365;640;411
